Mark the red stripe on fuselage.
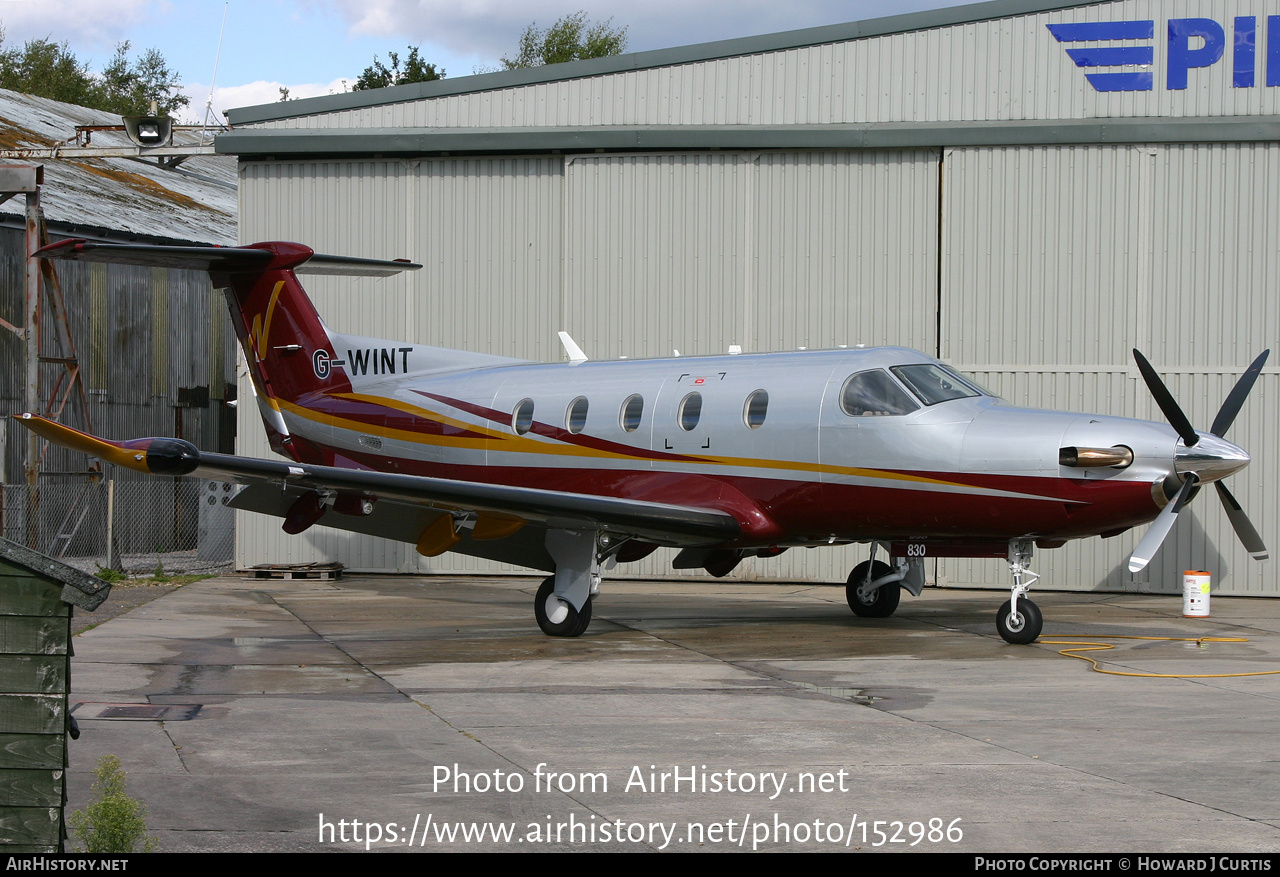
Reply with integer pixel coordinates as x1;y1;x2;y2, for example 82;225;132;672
298;436;1160;546
299;391;493;440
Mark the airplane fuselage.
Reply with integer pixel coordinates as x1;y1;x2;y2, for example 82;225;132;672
273;336;1179;553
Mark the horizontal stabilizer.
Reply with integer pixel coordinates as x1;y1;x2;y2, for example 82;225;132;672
35;239;421;276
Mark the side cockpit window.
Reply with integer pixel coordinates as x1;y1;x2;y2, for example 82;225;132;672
840;370;920;417
890;364;981;406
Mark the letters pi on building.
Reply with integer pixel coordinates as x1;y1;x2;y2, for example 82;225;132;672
1048;16;1280;91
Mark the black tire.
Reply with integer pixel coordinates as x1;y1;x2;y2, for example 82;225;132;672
534;575;591;637
996;598;1042;644
846;560;901;618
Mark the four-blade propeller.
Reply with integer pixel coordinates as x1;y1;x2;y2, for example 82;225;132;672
1128;349;1269;573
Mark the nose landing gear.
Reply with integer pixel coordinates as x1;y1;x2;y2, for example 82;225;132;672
998;539;1042;644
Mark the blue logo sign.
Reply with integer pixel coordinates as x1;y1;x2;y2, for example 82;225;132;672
1048;16;1280;91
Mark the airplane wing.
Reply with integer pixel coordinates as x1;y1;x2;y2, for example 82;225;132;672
15;415;742;562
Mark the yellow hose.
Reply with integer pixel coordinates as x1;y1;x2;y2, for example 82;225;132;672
1037;635;1280;678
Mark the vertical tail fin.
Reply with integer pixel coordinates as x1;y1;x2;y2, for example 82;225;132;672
217;243;344;454
35;239;421;459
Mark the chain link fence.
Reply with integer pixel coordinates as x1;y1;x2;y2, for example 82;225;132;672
0;477;235;576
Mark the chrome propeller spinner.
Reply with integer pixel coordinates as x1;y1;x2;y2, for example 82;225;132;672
1128;349;1269;573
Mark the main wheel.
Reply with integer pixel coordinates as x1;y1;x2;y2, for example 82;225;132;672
996;598;1042;644
534;575;592;637
846;560;901;618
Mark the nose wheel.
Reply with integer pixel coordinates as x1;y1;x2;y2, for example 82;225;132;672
534;575;592;637
998;539;1042;644
996;598;1042;644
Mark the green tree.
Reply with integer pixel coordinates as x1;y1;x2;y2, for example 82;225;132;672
353;46;443;91
0;34;96;106
0;28;189;116
92;41;189;116
500;11;627;69
68;756;158;853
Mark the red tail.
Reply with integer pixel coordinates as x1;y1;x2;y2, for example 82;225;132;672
34;238;422;462
220;243;354;406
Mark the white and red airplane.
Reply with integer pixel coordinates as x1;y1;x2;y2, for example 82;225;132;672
18;239;1268;644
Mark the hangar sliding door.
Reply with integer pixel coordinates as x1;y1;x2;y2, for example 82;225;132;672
237;157;564;572
940;144;1280;596
237;149;941;578
562;149;940;582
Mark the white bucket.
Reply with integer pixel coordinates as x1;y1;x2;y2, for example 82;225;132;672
1183;570;1211;617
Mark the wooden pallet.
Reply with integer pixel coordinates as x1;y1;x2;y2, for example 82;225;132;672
248;562;344;581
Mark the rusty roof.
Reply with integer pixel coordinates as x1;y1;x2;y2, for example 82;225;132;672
0;88;235;246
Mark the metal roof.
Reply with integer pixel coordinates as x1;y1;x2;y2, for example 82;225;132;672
0;88;237;246
225;0;1104;126
216;117;1280;157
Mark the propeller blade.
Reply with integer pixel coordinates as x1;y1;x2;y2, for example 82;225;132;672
1129;475;1198;573
1210;349;1269;438
1215;481;1269;561
1133;349;1199;447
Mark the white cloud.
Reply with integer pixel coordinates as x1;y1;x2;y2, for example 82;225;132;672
180;78;354;123
316;0;920;63
0;0;161;52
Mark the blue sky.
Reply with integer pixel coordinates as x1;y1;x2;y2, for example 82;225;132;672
0;0;969;121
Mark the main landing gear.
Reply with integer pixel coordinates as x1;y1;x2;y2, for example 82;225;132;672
844;546;923;620
846;560;901;617
534;528;610;637
535;576;592;637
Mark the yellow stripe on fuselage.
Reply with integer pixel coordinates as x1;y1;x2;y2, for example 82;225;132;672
277;392;972;491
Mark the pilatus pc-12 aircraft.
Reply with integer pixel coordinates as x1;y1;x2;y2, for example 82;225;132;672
19;239;1270;644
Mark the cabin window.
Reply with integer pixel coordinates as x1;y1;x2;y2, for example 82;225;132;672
679;392;703;431
512;398;535;435
840;370;919;417
890;364;981;406
566;396;589;434
744;389;768;428
620;394;644;432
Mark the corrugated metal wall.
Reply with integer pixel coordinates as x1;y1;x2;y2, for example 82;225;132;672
237;149;940;577
254;0;1280;132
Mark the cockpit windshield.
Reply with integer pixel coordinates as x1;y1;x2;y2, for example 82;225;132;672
841;370;920;416
890;363;984;406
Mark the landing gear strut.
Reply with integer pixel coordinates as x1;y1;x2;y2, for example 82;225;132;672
998;539;1042;644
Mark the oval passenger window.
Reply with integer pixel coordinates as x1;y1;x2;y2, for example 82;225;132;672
743;389;768;428
566;396;589;434
512;398;535;435
620;394;644;432
679;392;702;431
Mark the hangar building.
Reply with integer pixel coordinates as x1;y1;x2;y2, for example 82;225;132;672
218;0;1280;596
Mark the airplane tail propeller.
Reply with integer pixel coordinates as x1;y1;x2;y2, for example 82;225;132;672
1128;349;1269;573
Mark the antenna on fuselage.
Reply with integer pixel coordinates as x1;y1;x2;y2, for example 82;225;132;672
557;331;588;364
